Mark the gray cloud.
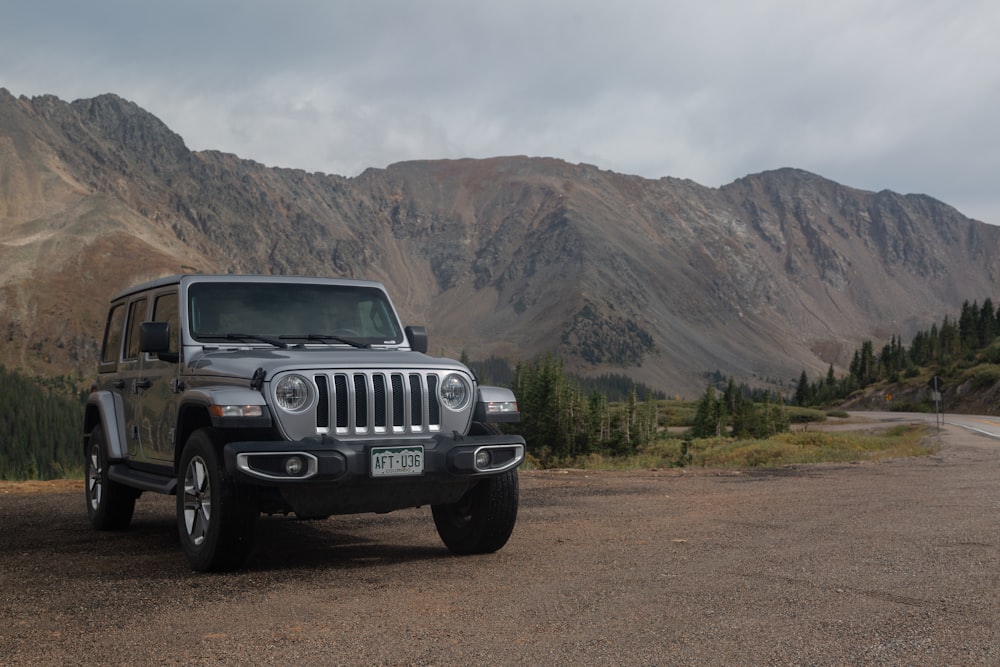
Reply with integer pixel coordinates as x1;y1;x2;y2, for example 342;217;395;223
2;0;998;223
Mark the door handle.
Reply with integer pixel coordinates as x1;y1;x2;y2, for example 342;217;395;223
134;378;152;391
113;380;126;390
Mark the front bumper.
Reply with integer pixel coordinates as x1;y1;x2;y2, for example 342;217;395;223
222;432;525;516
224;431;525;483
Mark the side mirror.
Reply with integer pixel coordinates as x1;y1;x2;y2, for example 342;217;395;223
405;325;428;354
140;321;177;362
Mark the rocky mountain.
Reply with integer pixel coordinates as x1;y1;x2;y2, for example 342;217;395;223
2;89;998;395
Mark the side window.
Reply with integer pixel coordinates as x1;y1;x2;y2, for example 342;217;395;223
152;292;180;355
123;298;148;361
101;303;127;364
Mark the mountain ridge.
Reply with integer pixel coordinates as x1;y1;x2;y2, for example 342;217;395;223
1;89;998;395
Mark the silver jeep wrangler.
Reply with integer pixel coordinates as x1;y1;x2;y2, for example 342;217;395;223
84;274;525;571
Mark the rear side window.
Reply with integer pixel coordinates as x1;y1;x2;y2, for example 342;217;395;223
101;303;127;364
123;298;148;361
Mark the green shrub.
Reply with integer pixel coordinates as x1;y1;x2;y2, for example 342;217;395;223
665;406;697;427
967;364;1000;390
888;401;932;413
785;407;827;424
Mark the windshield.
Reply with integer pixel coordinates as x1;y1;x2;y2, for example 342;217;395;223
188;282;404;346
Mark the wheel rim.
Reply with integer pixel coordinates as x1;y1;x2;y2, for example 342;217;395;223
87;444;102;512
182;456;212;546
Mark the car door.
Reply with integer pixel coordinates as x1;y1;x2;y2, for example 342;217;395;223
96;300;129;452
118;296;149;461
135;289;182;464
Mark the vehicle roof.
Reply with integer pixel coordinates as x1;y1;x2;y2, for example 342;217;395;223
109;274;388;302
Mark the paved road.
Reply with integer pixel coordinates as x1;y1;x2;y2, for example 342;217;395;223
944;414;1000;439
1;414;999;665
858;410;1000;439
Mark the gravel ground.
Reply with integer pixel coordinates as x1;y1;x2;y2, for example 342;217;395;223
2;419;999;666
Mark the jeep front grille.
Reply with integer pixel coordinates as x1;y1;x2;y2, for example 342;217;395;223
313;371;441;436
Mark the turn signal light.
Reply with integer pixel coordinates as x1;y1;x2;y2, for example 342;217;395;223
485;401;517;415
209;405;264;418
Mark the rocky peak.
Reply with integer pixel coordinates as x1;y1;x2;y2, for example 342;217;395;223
68;94;190;166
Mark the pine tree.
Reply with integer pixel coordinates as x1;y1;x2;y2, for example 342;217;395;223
959;300;979;352
690;385;726;438
730;391;755;438
794;370;809;406
978;299;996;347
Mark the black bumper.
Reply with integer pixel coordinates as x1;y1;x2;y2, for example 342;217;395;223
222;432;525;516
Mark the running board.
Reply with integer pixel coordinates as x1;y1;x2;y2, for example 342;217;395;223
108;464;177;494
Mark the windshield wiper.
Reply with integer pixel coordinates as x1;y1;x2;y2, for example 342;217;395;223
200;333;288;348
279;334;371;349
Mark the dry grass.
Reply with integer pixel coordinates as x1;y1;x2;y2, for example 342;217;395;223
544;424;935;471
0;479;81;494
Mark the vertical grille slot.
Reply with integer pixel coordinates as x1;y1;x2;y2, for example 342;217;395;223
354;374;368;430
427;374;441;426
409;374;423;427
373;374;387;431
334;374;349;429
315;374;330;429
391;374;405;429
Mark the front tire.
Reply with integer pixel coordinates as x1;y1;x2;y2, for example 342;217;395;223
177;429;257;572
85;424;136;530
432;468;519;555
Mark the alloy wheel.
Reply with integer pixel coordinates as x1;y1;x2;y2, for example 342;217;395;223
182;456;212;546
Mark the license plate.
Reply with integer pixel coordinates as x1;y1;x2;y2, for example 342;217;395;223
370;446;424;477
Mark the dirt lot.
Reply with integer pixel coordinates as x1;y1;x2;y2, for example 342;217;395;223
2;420;999;666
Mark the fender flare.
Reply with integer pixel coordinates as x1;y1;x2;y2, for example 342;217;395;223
180;386;271;429
84;391;129;461
181;386;269;409
474;385;521;423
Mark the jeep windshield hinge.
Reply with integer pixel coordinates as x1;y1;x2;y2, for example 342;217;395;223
250;367;266;391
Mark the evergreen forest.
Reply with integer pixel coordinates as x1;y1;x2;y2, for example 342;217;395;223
0;365;85;480
794;299;1000;407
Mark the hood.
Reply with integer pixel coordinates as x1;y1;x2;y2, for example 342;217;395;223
184;347;468;381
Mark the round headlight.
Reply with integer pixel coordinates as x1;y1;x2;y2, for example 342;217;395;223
440;373;471;411
275;374;311;412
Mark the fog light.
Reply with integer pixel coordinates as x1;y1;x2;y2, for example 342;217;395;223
285;456;304;476
475;450;492;469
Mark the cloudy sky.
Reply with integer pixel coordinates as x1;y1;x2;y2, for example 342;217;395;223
3;0;999;223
